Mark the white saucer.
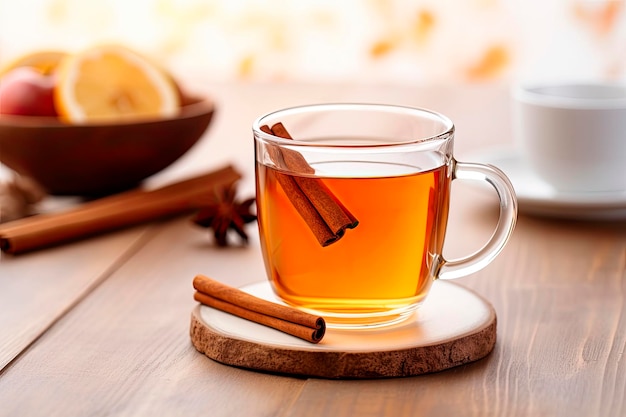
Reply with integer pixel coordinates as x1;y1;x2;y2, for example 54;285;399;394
467;146;626;220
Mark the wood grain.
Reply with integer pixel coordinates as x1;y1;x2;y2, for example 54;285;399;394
0;225;153;371
0;218;301;417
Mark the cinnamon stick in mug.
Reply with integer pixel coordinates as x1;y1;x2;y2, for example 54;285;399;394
193;274;326;343
260;123;358;246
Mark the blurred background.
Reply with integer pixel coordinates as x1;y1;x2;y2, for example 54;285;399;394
1;0;625;86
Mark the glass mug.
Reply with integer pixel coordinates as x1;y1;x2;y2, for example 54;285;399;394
253;103;517;328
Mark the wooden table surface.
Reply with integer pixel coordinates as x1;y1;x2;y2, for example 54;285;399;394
1;82;625;417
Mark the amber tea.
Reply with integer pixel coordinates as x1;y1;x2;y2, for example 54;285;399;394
256;161;451;324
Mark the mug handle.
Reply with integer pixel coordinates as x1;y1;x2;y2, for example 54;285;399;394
437;160;518;280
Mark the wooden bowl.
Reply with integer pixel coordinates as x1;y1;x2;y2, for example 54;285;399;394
0;97;215;196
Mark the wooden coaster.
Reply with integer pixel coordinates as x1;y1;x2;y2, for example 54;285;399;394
190;280;496;379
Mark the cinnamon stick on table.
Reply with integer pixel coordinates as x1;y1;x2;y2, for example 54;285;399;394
260;123;358;246
0;165;241;254
192;274;326;343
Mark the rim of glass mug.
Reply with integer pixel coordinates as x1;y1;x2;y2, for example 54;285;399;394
253;103;518;283
253;102;454;148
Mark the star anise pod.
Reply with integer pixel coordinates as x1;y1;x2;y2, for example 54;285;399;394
192;185;257;247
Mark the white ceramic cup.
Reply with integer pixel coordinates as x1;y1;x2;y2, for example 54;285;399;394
512;82;626;193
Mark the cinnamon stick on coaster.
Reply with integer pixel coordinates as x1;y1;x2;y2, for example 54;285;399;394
0;165;241;254
260;123;358;246
192;274;326;344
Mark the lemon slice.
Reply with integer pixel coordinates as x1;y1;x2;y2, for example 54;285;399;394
54;45;180;123
0;50;68;76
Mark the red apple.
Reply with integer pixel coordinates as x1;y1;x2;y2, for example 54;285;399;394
0;67;57;117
